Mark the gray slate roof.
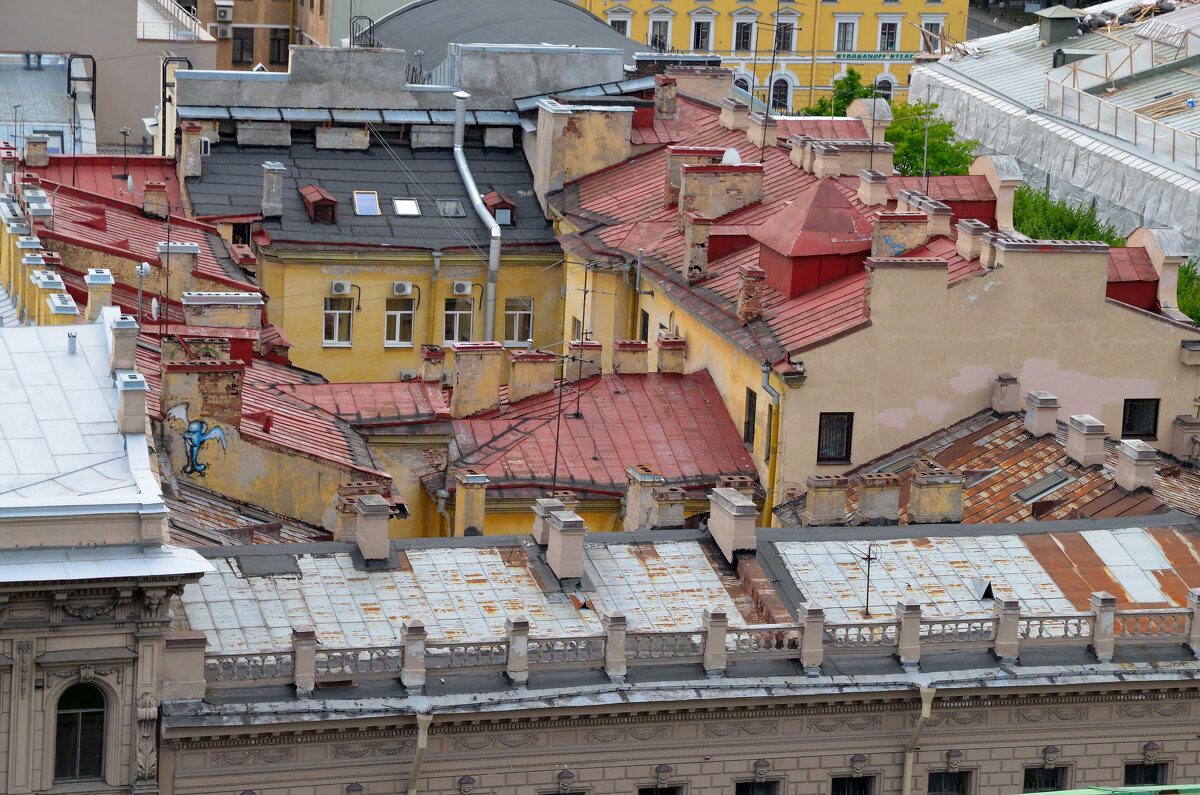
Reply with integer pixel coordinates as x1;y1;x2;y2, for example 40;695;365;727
186;143;555;251
372;0;645;65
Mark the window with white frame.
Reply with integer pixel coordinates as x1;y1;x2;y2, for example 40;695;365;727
650;17;671;50
444;298;473;344
692;17;713;51
771;78;791;111
324;297;353;346
503;297;534;345
874;74;895;100
920;16;945;51
773;18;796;51
384;297;415;346
609;17;629;35
834;15;860;51
878;15;902;50
734;19;755;51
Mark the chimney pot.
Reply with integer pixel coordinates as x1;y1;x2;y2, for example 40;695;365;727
1066;414;1106;468
956;219;990;261
991;372;1021;413
143;181;169;219
611;340;649;375
452;467;489;536
856;472;902;525
656;334;687;373
649;486;688;529
708;487;757;563
546;510;587;580
507;349;557;402
261;161;286;219
355;494;392;561
531;497;565;545
801;475;849;526
623;463;663;531
1115;439;1157;492
116;370;148;435
418;344;445;383
736;263;767;323
565;340;602;382
1023;391;1060;437
857;169;889;207
719;97;749;130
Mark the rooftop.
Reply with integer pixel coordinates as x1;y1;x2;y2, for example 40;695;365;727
25;154;186;209
0;53;96;154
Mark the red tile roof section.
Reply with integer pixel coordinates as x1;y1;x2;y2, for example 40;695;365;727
775;118;868;141
1108;247;1158;283
275;381;452;426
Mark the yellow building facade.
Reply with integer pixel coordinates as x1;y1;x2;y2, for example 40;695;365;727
575;0;967;108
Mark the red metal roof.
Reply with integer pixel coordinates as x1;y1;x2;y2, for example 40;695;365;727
751;180;873;257
275;381;452;426
1108;247;1158;283
450;372;758;496
775;118;868;141
904;235;985;285
25;155;185;208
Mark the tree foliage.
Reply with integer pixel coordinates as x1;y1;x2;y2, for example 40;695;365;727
801;68;875;117
1178;258;1200;323
884;101;979;177
1011;185;1125;247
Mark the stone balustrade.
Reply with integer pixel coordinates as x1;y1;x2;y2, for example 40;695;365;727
196;589;1200;693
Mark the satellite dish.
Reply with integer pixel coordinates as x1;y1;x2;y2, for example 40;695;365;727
150;297;159;321
721;148;742;165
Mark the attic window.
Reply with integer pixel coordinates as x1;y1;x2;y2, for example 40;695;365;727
879;455;916;474
298;184;337;224
483;190;517;225
1014;470;1072;504
353;191;380;216
494;207;513;226
393;198;421;217
437;199;465;218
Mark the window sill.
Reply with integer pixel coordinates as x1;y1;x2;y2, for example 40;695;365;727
384;342;415;349
816;458;852;465
322;342;353;348
1122;434;1157;441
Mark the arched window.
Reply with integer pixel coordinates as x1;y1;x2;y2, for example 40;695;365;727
771;79;790;112
55;684;104;781
874;76;895;101
734;76;750;93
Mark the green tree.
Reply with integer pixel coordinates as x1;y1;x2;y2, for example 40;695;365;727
884;101;979;177
1177;258;1200;322
1011;185;1125;247
801;68;874;117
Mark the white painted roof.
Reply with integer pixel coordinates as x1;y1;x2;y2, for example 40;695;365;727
0;304;163;516
0;543;213;582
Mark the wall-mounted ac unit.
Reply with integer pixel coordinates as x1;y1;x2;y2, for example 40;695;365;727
399;370;417;381
216;24;232;39
451;280;472;296
215;5;233;22
331;280;352;295
392;281;413;296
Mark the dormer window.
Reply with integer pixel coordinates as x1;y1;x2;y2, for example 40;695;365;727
298;184;337;224
482;190;517;226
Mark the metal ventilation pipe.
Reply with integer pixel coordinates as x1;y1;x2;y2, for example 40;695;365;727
452;90;501;341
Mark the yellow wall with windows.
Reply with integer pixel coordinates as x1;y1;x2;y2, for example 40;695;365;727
573;0;967;108
258;251;564;383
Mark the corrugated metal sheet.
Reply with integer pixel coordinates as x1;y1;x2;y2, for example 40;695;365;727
280;108;332;122
230;107;282;121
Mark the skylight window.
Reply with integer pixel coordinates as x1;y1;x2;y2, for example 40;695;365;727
1014;470;1072;504
437;199;465;218
393;198;421;217
353;191;380;216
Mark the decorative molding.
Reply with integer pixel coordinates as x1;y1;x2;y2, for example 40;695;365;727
808;716;880;733
450;732;542;751
136;691;159;781
704;720;779;737
45;664;124;685
62;599;119;620
583;725;672;743
16;642;30;698
333;740;415;759
1117;702;1189;719
212;747;296;766
1015;707;1088;723
912;710;987;728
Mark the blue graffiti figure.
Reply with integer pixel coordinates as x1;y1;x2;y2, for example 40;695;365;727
181;420;227;475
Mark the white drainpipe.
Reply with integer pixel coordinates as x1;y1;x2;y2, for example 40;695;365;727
452;90;501;341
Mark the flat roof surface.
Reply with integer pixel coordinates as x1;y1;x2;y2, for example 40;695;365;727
0;307;163;514
0;543;212;582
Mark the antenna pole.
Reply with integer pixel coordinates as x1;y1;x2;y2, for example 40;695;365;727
862;542;878;617
922;82;931;193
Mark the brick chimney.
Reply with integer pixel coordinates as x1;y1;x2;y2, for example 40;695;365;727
956;219;990;260
708;487;757;563
565;340;602;382
871;213;929;258
530;497;565;545
262;161;286;219
507;349;556;403
907;459;964;524
679;162;764;221
719;97;749;130
1115;439;1157;492
656;334;686;373
654;75;678;117
1023;391;1059;437
991;372;1021;413
856;472;902;525
649;486;688;528
178;122;205;180
1065;414;1106;468
108;313;139;375
623;463;663;531
664;146;727;207
452;467;489;536
23;135;48;168
736;263;766;323
612;340;648;375
546;510;586;580
857;169;889;207
449;341;504;417
745;112;777;149
143;182;169;219
418;344;445;382
683;212;712;282
801;475;849;526
355;493;392;561
116;371;148;435
84;268;114;322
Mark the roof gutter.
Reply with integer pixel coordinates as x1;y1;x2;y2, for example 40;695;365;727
453;91;501;341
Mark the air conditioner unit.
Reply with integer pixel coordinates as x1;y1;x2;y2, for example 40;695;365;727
399;370;417;382
200;137;211;157
216;24;232;39
330;280;352;295
451;280;472;296
392;281;413;296
215;6;233;22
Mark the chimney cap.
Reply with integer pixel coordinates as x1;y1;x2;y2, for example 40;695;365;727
859;169;889;184
157;241;201;255
116;371;148;392
1025;390;1059;408
85;268;115;285
1068;414;1105;434
627;463;663;483
548;509;586;533
957;218;991;235
1118;438;1157;461
355;493;391;515
261;161;286;172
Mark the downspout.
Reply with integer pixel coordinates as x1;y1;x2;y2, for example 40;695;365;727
160;56;192;157
427;250;442;344
902;686;937;795
625;247;644;339
406;711;433;795
452;91;501;341
759;364;781;526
